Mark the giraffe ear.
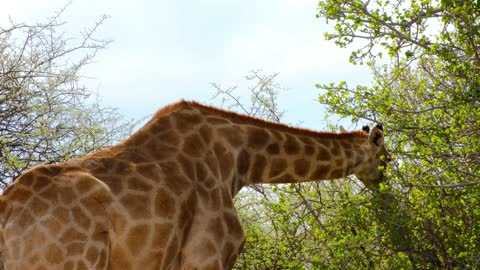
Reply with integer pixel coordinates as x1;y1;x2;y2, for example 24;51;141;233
369;126;384;147
339;126;346;133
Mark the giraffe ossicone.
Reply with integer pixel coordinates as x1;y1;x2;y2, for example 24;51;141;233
0;100;390;270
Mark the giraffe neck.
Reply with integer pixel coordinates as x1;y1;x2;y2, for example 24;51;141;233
118;101;370;195
231;123;370;186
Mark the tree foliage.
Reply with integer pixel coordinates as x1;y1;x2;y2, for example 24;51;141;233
312;0;480;267
0;8;134;189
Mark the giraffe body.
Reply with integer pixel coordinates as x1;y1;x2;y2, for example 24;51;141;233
0;100;389;269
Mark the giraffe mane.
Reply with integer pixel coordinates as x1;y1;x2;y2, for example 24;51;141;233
151;100;369;140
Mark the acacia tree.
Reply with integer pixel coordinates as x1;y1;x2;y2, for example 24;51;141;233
0;8;134;189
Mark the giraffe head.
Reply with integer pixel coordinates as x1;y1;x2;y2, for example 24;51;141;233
353;125;391;189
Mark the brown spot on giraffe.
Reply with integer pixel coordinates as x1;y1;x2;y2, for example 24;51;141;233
266;143;280;154
317;146;331;161
0;100;389;269
183;134;205;157
304;145;315;156
311;165;330;180
154;189;176;219
247;127;270;149
250;154;267;183
165;174;190;195
102;175;124;194
284;134;301;154
9;187;32;204
294;158;311;177
329;168;345;179
236;150;250;175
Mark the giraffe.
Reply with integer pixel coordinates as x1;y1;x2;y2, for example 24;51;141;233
0;100;390;270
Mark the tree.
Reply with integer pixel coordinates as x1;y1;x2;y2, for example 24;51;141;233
315;0;480;268
0;6;134;190
211;69;285;122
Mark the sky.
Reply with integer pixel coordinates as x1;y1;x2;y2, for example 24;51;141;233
2;0;372;130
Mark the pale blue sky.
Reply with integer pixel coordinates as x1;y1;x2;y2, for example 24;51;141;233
3;0;372;130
